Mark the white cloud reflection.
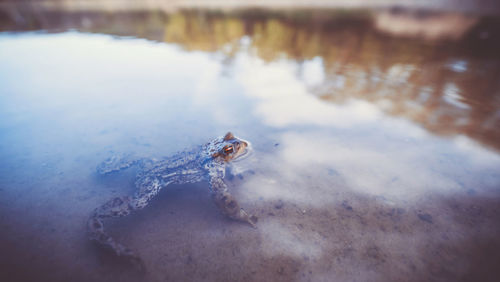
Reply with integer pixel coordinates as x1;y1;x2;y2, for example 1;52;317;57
301;56;325;87
240;129;500;208
234;55;382;127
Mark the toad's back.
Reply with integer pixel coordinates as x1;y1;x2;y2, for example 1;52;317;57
134;144;211;195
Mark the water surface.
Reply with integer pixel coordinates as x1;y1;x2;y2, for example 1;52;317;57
1;7;500;282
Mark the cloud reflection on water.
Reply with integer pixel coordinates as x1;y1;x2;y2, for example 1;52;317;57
228;51;500;203
234;54;382;127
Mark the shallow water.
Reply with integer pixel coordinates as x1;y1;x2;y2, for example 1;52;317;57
1;7;500;282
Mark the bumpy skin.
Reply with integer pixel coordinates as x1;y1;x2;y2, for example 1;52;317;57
88;132;257;266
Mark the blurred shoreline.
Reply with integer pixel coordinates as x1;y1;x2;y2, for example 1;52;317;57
1;0;500;15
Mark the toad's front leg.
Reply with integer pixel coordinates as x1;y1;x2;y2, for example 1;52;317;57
209;176;258;227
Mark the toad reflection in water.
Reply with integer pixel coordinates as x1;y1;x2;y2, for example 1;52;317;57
87;132;257;266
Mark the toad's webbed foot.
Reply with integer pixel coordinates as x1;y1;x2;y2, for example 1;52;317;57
238;208;258;228
91;226;145;271
219;193;258;227
209;175;258;228
216;194;258;228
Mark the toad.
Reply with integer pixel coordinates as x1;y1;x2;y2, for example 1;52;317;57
87;132;257;266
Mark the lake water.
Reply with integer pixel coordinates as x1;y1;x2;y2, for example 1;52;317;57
1;7;500;282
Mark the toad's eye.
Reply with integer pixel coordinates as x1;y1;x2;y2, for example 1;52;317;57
224;146;234;154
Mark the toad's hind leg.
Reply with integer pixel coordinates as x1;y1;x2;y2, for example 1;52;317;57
87;180;166;269
87;196;144;268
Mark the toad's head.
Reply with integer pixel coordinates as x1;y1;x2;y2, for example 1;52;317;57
211;132;249;162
